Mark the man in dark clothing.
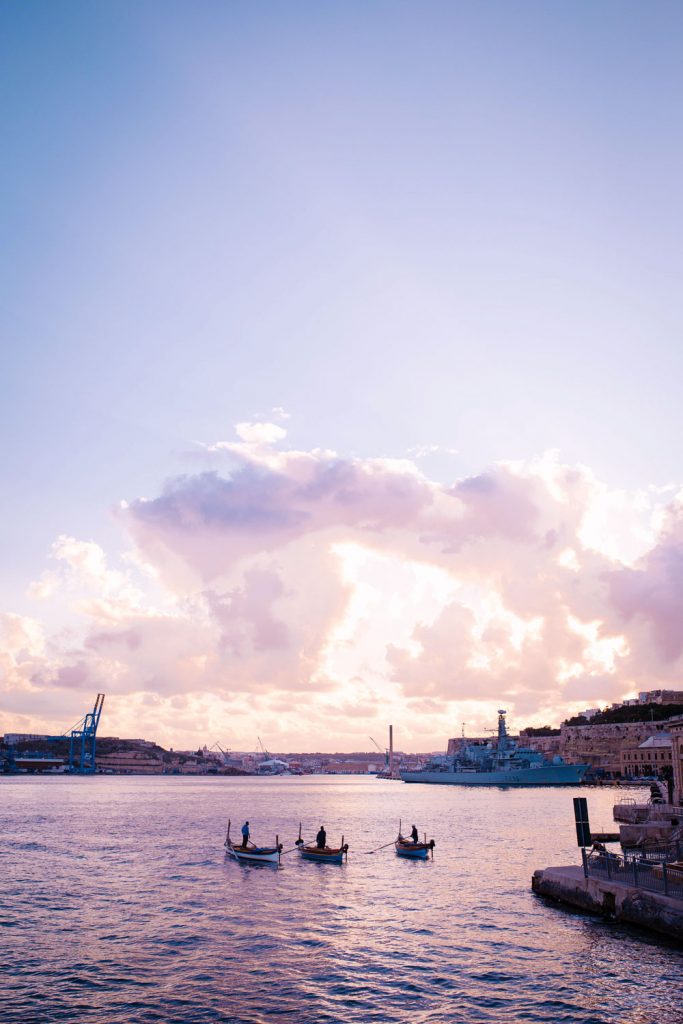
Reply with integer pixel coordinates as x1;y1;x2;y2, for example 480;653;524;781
410;825;419;844
316;825;327;849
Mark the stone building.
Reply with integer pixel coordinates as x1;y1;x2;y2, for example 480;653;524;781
668;717;683;804
97;749;165;774
620;734;673;778
559;721;672;775
325;760;379;774
638;689;683;705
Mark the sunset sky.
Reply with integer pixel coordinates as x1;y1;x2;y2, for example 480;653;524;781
3;1;683;750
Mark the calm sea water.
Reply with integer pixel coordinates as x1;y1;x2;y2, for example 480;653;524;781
1;776;681;1024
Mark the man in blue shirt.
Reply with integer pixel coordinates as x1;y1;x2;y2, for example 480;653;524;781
241;821;250;847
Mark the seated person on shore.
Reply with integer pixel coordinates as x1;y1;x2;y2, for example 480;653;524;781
241;821;250;848
410;825;419;844
316;825;327;849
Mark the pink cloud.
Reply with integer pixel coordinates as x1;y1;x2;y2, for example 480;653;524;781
4;429;683;747
606;513;683;665
206;568;290;654
124;454;434;585
448;471;541;544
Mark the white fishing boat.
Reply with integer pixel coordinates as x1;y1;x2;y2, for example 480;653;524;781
224;819;282;864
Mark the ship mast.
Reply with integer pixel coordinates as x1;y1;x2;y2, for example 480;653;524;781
497;709;508;766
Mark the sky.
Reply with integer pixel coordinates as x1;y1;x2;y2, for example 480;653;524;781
2;1;683;751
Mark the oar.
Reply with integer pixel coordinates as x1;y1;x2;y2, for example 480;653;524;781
364;839;396;855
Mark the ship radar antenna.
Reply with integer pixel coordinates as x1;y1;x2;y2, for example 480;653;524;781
497;709;509;750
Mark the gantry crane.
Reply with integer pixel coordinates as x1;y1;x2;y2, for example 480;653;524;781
63;693;105;773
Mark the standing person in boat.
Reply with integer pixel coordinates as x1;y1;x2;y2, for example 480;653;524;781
410;824;419;844
241;821;250;848
316;825;327;849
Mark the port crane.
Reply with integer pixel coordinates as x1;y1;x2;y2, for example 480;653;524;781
369;736;389;770
64;693;106;773
4;693;106;774
27;692;104;770
210;741;231;765
257;736;271;760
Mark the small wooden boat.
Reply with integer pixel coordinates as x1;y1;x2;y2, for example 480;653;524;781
295;823;348;864
395;824;435;859
224;819;282;865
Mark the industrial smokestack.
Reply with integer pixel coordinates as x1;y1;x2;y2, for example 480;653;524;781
389;724;395;779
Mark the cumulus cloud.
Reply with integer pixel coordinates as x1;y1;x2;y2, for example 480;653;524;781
3;425;682;749
234;421;287;446
124;446;434;587
407;444;459;459
606;509;683;667
27;534;154;624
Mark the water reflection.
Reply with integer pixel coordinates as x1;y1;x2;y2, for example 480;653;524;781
1;776;681;1023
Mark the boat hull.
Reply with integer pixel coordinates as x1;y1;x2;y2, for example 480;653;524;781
395;842;430;859
299;846;345;864
225;843;280;864
400;764;588;786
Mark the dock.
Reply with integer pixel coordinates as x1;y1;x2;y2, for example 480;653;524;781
532;863;683;941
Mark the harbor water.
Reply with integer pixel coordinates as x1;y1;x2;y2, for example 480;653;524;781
2;776;682;1024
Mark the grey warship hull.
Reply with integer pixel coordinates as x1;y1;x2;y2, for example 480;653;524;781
400;763;588;786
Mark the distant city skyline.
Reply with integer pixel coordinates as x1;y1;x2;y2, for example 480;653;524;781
2;2;683;749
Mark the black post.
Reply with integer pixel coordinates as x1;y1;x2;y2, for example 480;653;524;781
581;846;588;879
573;797;592;848
663;862;669;896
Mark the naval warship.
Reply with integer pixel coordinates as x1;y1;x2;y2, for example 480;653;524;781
400;710;588;786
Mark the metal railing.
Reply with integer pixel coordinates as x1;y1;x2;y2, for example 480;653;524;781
622;840;683;864
583;848;683;900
